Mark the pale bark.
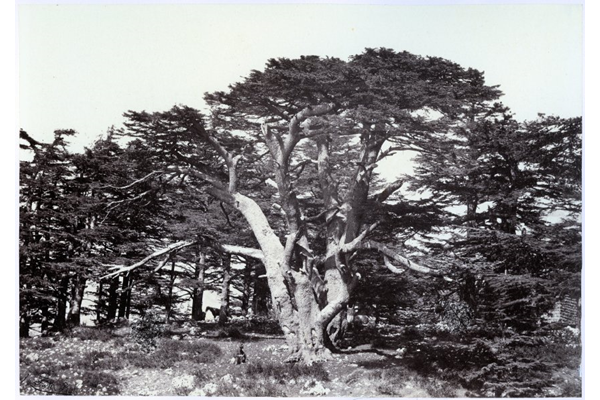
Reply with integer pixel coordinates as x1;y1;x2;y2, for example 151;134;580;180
67;275;87;327
113;102;449;362
96;280;103;323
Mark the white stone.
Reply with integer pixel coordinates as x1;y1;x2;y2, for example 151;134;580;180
172;374;195;390
189;388;206;396
202;382;219;395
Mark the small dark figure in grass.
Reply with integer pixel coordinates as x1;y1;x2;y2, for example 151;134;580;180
234;344;246;365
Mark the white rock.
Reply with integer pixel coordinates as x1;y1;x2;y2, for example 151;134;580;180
202;382;219;395
172;374;195;390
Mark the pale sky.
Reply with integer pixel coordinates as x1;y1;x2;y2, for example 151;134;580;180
18;2;583;162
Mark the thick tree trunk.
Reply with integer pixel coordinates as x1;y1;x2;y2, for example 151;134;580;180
219;254;231;325
253;265;270;317
20;312;31;338
54;276;69;331
107;277;119;321
166;260;176;324
191;251;206;321
125;278;132;319
231;194;305;356
118;275;130;319
67;275;87;327
41;305;51;336
242;258;252;316
466;194;478;228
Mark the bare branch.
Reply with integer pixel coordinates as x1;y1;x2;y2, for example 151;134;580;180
283;230;300;269
98;170;163;190
105;190;152;210
102;240;196;279
361;240;452;280
168;166;226;191
261;123;284;155
220;202;234;228
190;120;231;165
220;244;264;261
304;206;337;223
286;103;337;155
340;222;379;253
152;255;172;273
374;179;405;203
383;255;406;274
188;120;241;194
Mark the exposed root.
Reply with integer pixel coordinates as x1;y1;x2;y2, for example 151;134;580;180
284;347;334;365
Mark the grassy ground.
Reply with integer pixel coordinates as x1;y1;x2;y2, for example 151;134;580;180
19;323;581;397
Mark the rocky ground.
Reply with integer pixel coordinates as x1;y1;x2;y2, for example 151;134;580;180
19;323;581;397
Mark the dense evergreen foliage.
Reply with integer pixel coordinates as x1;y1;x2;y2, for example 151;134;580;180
19;49;580;364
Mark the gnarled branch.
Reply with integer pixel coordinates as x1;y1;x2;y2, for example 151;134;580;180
374;179;405;203
102;240;196;279
361;240;452;280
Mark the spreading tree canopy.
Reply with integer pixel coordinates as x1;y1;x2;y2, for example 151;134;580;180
106;48;505;362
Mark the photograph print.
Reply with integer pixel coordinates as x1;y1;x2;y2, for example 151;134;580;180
18;1;583;397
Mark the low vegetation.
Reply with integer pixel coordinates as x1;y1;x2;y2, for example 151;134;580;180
20;322;580;397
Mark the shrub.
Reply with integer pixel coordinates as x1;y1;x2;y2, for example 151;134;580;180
69;327;113;341
156;339;223;364
245;361;329;383
47;378;79;395
216;326;245;339
22;338;56;351
76;350;126;371
125;339;222;368
232;379;287;397
123;352;165;369
402;326;425;341
131;311;164;352
561;378;582;397
82;370;120;395
191;367;209;386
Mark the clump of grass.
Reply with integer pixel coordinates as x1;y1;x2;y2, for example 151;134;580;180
561;378;582;397
47;377;79;395
245;361;329;383
216;326;245;339
22;338;56;351
123;352;165;369
156;339;223;363
245;381;287;397
125;339;222;368
69;327;113;342
421;378;461;397
82;370;120;395
191;367;209;386
75;350;126;371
